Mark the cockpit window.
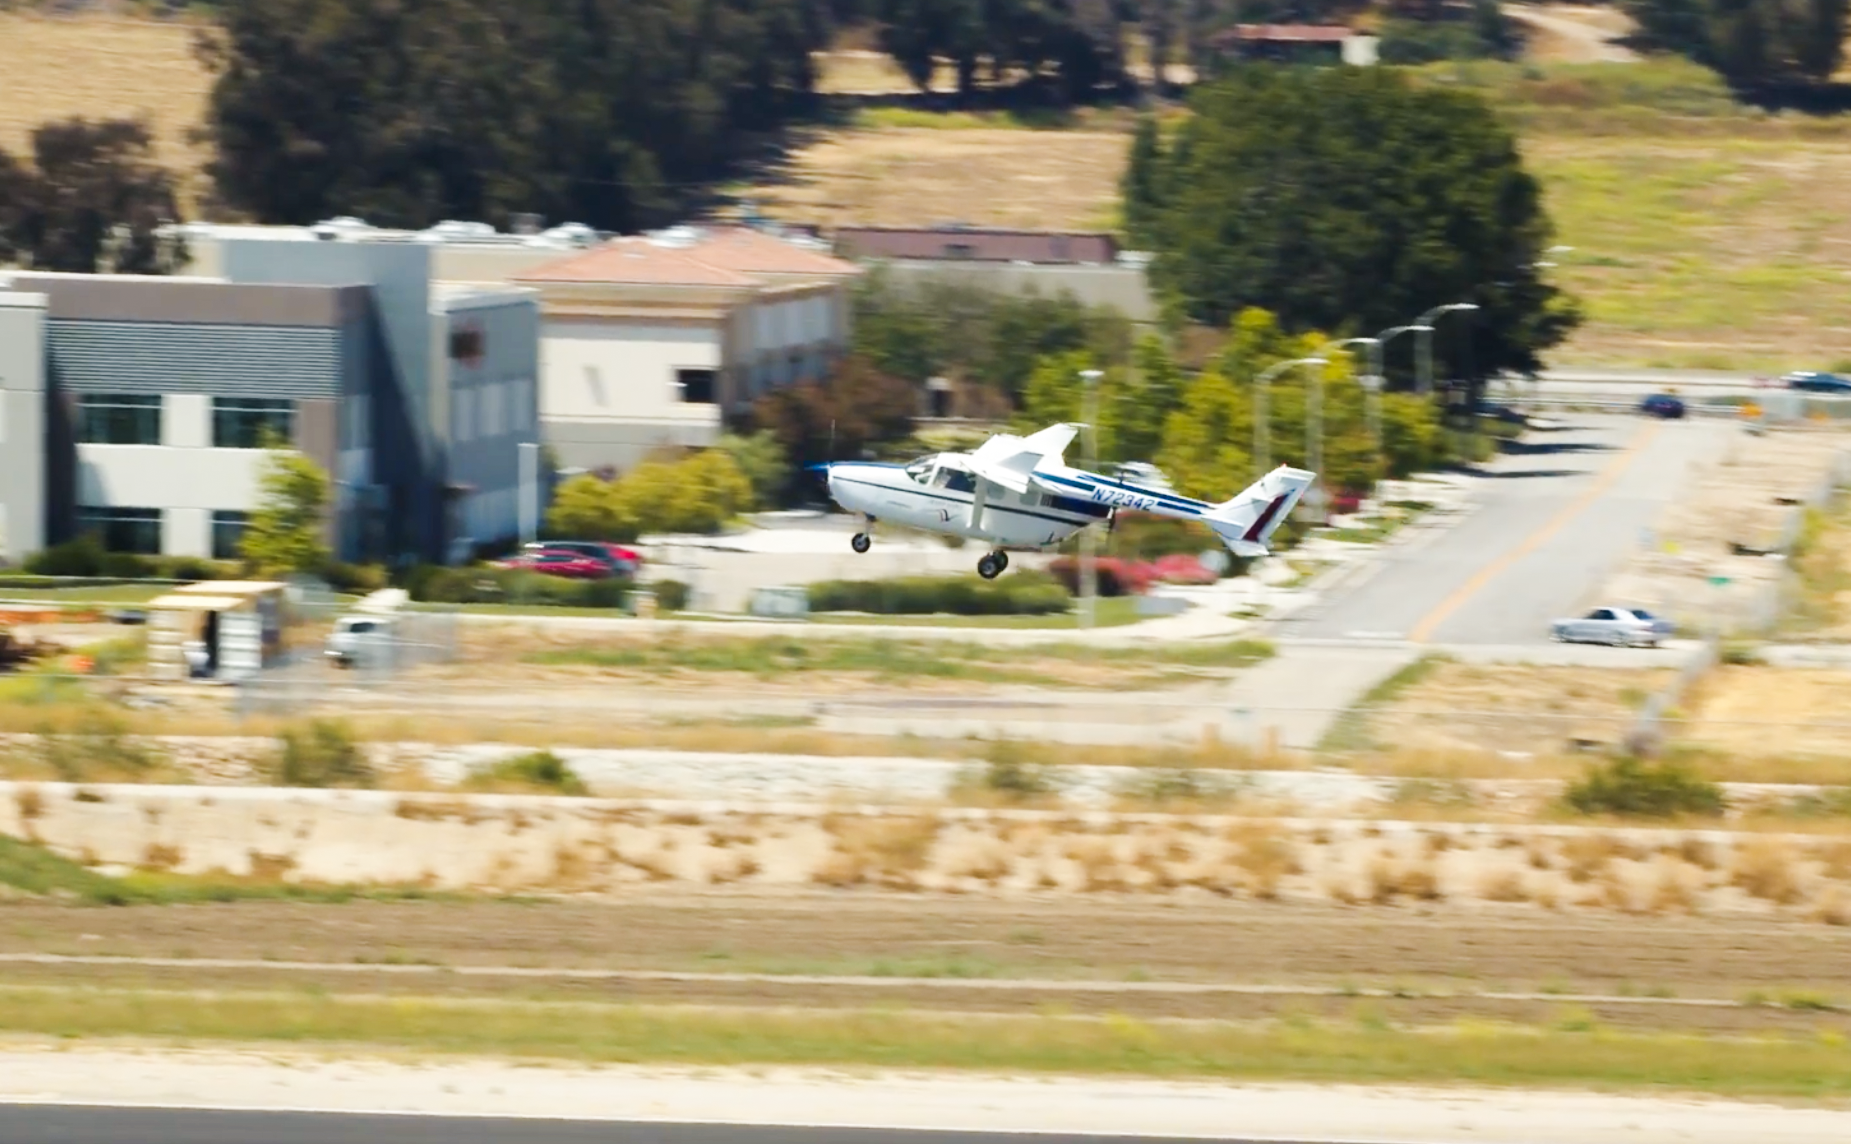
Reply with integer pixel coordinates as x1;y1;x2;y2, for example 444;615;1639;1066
905;459;934;485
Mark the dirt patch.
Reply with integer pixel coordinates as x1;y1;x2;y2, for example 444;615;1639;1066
743;124;1129;232
4;895;1851;1027
1678;666;1851;762
1599;428;1850;634
1365;662;1669;756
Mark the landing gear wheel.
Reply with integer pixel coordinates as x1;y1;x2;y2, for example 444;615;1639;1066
977;553;1003;580
851;532;871;554
994;551;1009;572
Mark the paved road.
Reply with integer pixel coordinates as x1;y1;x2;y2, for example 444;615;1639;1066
0;1108;1239;1144
1272;414;1730;646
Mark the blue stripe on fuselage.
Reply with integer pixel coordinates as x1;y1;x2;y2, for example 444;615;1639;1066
1038;472;1210;516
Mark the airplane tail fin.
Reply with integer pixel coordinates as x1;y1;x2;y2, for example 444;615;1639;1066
1205;466;1316;558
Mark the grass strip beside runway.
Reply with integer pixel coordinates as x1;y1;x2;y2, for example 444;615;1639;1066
1;986;1847;1099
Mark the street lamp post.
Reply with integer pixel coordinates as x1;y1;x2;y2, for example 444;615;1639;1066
1415;303;1479;397
1336;336;1383;456
1079;368;1103;631
1252;356;1327;489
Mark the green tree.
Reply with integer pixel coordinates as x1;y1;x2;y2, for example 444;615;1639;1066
240;444;331;574
851;271;1132;403
544;473;638;542
1104;334;1184;466
1121;116;1164;245
1154;366;1252;502
1134;66;1580;384
0;117;185;274
1627;0;1847;83
751;354;918;472
719;430;792;510
197;0;838;231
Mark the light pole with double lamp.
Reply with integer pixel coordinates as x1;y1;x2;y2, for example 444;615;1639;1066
1415;303;1479;397
1252;358;1327;495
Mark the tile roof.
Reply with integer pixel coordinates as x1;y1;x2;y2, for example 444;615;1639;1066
514;226;858;287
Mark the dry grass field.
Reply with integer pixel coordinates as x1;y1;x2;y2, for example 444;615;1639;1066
0;11;213;208
1343;660;1670;757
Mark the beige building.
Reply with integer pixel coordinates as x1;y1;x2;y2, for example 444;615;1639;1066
512;226;862;471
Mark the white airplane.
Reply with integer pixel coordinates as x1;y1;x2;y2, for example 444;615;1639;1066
817;423;1315;579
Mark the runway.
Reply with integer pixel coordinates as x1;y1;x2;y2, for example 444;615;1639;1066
0;1107;1248;1144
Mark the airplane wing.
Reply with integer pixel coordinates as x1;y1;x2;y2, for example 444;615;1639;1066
967;423;1080;495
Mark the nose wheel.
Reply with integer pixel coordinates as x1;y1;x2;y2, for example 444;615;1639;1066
851;532;871;554
976;551;1008;580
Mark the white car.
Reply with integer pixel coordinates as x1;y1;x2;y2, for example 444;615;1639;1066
1550;606;1674;647
325;614;394;668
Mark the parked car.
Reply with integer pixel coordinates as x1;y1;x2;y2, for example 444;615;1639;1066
521;539;640;575
325;614;393;668
1639;393;1685;419
1550;606;1675;648
494;548;612;579
1783;371;1851;394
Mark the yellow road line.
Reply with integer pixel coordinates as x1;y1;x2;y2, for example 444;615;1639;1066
1407;421;1664;645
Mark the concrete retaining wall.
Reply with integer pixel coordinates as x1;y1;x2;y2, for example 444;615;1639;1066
5;783;1849;921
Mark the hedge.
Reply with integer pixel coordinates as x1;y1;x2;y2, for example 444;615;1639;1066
397;565;629;609
22;538;241;582
808;571;1071;616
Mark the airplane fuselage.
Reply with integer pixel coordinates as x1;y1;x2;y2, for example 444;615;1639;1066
825;459;1109;549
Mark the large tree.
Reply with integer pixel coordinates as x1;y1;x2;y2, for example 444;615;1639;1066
1628;0;1848;84
0;117;184;274
197;0;836;231
1125;67;1581;381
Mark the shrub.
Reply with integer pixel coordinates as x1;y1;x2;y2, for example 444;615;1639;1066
37;709;158;782
1563;757;1725;819
651;579;690;612
268;720;373;788
322;561;390;594
1046;556;1151;597
461;750;588;796
98;552;154;578
24;536;105;577
808;571;1071;616
979;742;1058;800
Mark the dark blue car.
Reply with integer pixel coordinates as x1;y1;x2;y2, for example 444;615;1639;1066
1640;393;1685;419
1784;371;1851;394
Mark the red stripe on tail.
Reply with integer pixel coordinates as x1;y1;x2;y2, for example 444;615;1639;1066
1241;493;1289;543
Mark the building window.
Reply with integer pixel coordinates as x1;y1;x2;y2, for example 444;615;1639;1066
677;369;716;404
77;394;161;445
211;511;250;560
79;507;162;554
212;398;294;448
450;327;485;364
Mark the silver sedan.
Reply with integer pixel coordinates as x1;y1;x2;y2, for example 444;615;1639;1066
1550;606;1675;647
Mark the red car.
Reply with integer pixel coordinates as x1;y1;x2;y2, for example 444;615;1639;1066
521;540;641;575
493;548;612;579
